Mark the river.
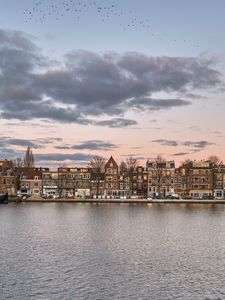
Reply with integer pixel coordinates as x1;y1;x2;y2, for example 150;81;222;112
1;203;225;299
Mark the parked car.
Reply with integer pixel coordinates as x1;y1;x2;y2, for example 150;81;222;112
165;195;179;200
181;195;192;200
201;195;214;200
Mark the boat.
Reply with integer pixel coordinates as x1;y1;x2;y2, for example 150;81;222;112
0;194;8;204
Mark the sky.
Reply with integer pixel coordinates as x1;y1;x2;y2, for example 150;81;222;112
0;0;225;168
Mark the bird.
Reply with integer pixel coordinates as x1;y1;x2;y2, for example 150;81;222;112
22;0;201;50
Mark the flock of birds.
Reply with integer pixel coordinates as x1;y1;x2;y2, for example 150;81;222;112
23;0;200;48
23;0;150;30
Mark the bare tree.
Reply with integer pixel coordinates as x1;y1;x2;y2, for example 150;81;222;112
119;161;128;175
126;156;138;196
13;157;24;169
126;156;138;173
180;159;192;196
24;147;34;168
12;157;24;194
89;156;106;198
208;156;223;193
208;155;223;166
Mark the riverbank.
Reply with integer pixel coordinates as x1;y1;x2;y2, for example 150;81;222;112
8;198;225;204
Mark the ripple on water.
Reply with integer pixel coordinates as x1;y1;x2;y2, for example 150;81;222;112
1;203;225;299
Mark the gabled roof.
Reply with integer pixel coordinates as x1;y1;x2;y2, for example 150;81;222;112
105;156;118;169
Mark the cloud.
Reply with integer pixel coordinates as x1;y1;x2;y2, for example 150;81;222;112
152;139;179;147
0;136;43;149
128;98;191;111
172;152;191;156
95;118;137;128
152;139;215;152
0;136;65;159
182;140;215;152
35;153;94;162
0;145;20;159
55;140;117;151
0;29;222;127
37;137;63;144
0;29;39;52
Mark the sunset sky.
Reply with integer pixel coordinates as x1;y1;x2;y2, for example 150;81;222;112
0;0;225;168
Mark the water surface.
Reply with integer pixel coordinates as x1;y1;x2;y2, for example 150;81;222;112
1;203;225;299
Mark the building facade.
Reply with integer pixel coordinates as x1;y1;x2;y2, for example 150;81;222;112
146;159;175;198
0;160;17;195
19;168;46;196
131;166;148;198
187;161;213;198
58;167;91;198
104;156;119;198
42;171;59;197
213;165;225;199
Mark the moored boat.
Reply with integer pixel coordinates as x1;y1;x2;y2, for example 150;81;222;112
0;194;8;204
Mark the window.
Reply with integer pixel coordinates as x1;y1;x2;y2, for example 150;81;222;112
216;191;222;197
35;176;39;180
83;173;90;179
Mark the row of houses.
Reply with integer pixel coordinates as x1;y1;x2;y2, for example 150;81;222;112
1;156;225;199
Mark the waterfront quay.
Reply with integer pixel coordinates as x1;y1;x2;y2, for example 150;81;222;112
9;198;225;205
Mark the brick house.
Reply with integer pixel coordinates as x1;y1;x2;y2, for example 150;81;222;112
42;170;59;197
58;167;91;198
118;173;130;198
90;170;105;198
212;165;225;199
19;167;46;196
131;166;148;198
146;159;175;198
187;161;213;198
0;160;17;195
104;156;119;198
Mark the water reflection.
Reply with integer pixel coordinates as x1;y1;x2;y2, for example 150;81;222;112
1;203;225;299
